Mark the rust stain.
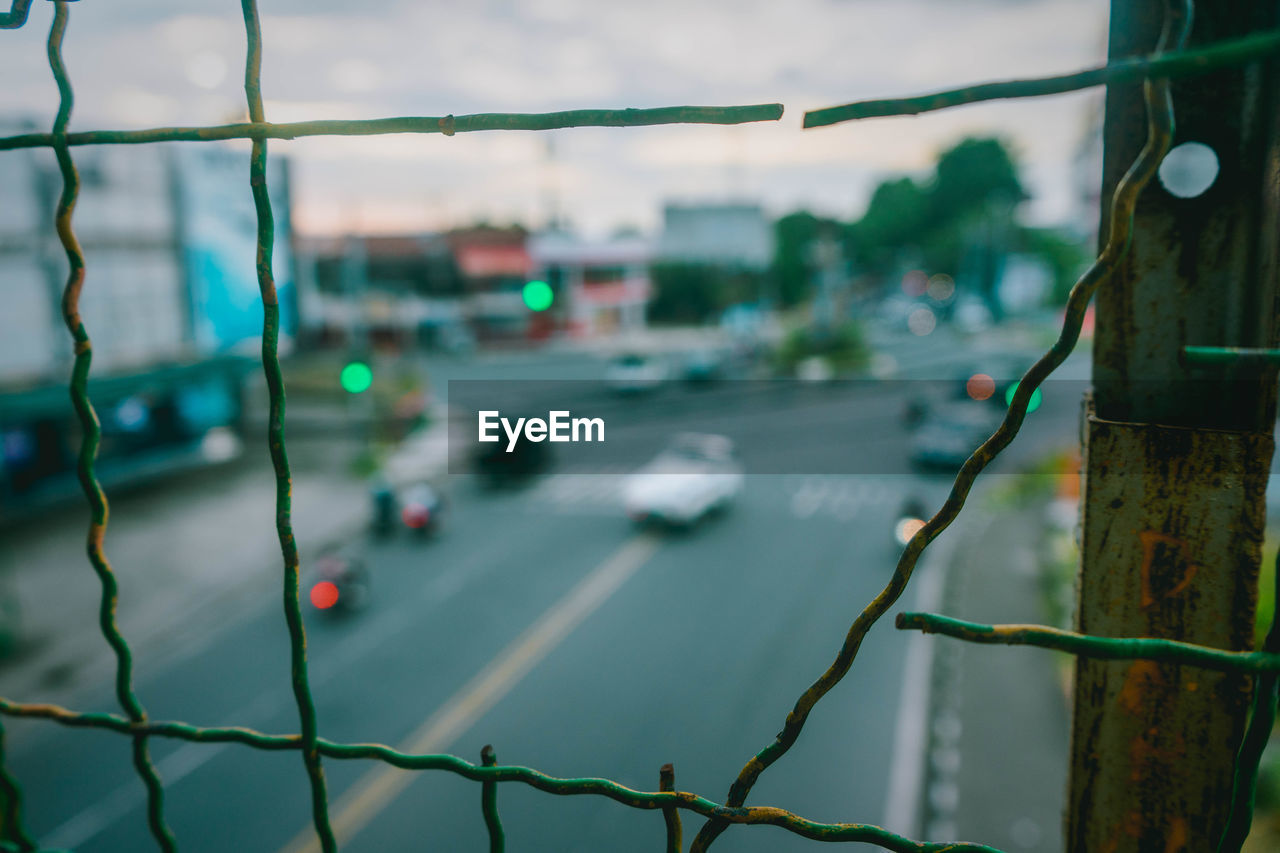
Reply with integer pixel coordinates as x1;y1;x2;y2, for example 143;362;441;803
1163;815;1188;853
1119;660;1165;713
1138;530;1200;608
1127;727;1186;783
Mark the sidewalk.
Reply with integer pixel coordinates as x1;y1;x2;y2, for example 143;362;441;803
0;417;450;709
920;502;1071;852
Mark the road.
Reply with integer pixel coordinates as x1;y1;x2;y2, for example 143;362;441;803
1;326;1083;852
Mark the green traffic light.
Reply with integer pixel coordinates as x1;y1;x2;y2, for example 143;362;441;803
340;361;373;394
523;280;554;312
1005;380;1042;413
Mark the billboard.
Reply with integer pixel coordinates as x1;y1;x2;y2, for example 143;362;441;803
173;144;296;355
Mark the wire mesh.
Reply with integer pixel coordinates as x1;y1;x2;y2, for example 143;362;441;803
0;0;1276;851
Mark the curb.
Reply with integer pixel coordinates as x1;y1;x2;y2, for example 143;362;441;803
882;522;967;838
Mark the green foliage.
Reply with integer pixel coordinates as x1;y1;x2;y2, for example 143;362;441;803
774;320;870;375
769;136;1086;314
849;135;1025;279
1258;536;1276;650
647;263;764;324
772;211;842;308
1020;227;1092;305
853;178;929;265
930;137;1025;223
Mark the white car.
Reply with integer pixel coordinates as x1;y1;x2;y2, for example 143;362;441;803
623;434;744;527
605;353;668;394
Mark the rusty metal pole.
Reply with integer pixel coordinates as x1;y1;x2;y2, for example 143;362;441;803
1068;2;1280;851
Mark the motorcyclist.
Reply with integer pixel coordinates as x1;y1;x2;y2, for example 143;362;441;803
311;549;371;613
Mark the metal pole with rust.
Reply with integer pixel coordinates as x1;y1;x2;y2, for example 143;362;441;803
1069;1;1280;850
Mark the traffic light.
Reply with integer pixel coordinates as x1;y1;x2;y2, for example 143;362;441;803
522;279;554;312
1005;380;1042;413
340;360;373;394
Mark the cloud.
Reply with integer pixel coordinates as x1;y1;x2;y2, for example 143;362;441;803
0;0;1108;234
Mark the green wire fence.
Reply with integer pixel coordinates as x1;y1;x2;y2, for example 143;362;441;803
0;0;1277;851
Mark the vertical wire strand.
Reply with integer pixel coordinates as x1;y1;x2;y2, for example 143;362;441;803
237;2;335;849
687;0;1190;848
480;745;504;852
0;718;34;852
660;763;681;853
46;3;177;850
1219;541;1280;852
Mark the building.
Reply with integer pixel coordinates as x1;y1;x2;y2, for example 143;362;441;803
528;230;653;337
447;226;536;343
297;232;464;349
657;202;774;271
0;124;293;516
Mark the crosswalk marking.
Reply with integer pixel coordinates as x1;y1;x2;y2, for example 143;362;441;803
788;475;906;521
519;472;914;522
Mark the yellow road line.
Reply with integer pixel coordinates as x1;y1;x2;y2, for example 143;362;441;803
282;532;660;853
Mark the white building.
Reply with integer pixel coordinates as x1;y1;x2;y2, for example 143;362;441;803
657;202;774;271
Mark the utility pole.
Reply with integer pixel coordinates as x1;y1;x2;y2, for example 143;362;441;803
1069;2;1280;851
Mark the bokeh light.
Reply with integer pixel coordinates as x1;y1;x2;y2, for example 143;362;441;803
900;269;928;298
340;361;373;394
966;373;995;401
895;517;926;547
310;581;340;610
523;280;554;312
907;306;936;336
1005;380;1043;413
927;273;955;302
1158;141;1219;199
402;504;431;529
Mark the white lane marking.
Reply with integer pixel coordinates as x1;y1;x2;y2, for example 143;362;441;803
44;736;236;851
529;474;625;511
881;528;958;838
282;532;661;853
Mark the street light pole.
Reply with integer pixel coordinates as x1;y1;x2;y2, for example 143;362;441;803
1068;2;1280;851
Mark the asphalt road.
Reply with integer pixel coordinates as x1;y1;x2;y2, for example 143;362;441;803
2;329;1083;852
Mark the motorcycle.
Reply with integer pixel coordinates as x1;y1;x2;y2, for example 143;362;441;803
400;483;445;536
370;482;397;538
309;552;371;615
369;481;445;538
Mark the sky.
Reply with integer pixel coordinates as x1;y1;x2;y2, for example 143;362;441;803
0;0;1110;237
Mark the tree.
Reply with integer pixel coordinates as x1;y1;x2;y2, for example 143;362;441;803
647;263;763;324
772;211;842;308
848;136;1026;279
928;136;1025;227
851;177;929;265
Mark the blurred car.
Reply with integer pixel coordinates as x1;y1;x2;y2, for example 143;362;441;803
605;353;668;394
623;433;744;527
472;421;554;487
681;348;726;384
909;404;1001;471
